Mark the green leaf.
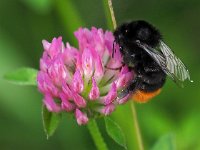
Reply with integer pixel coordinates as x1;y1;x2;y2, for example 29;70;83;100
4;67;38;86
104;117;127;149
42;105;62;139
151;134;176;150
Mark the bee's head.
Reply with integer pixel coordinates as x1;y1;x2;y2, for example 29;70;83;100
114;20;162;47
114;23;129;45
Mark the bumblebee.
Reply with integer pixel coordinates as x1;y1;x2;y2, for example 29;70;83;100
113;20;192;103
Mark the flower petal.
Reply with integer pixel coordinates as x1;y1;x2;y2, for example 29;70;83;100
115;72;133;89
103;83;117;105
75;109;89;125
37;71;59;97
89;77;100;100
63;43;79;67
82;48;94;79
74;28;92;51
101;104;115;116
116;94;130;104
43;94;61;112
62;82;72;99
60;92;75;112
72;69;84;93
42;40;51;51
47;58;69;86
94;55;104;82
72;92;87;108
48;37;63;58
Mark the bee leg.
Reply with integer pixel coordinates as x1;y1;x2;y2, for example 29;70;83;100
112;40;116;58
118;77;141;99
105;63;125;71
105;66;122;70
126;77;141;94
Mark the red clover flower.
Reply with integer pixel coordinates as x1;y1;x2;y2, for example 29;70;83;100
37;27;134;125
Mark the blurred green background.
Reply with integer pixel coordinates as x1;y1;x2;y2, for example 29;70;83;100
0;0;200;150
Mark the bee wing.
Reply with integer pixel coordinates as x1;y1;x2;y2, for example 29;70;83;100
136;40;192;87
159;41;191;83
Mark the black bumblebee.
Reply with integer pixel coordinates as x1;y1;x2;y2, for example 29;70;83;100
113;20;192;102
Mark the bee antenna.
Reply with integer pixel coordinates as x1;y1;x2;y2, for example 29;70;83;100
112;40;116;58
114;41;117;53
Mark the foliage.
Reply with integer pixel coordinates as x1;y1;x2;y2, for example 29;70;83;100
0;0;200;150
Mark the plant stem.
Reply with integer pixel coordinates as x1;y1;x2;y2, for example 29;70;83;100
87;119;109;150
107;0;117;29
131;102;144;150
102;0;113;30
106;0;144;149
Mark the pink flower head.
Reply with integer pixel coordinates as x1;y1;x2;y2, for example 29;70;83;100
37;27;134;125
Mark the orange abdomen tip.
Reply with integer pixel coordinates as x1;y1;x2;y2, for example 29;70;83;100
132;89;161;103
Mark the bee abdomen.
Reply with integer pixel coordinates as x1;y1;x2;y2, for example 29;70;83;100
138;70;166;92
139;79;165;92
132;89;161;103
138;71;166;85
